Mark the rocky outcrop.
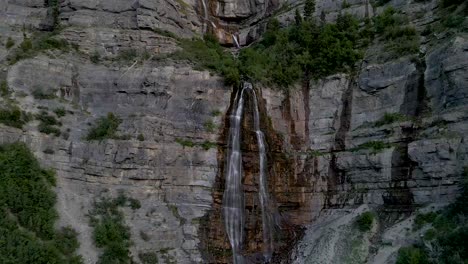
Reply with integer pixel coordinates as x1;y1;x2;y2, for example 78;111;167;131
1;53;231;263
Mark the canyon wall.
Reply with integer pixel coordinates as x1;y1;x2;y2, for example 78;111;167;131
0;0;467;263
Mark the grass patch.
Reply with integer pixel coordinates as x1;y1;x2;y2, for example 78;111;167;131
351;141;393;153
0;143;82;263
86;113;122;141
211;110;222;116
375;113;410;126
356;211;375;232
152;28;179;39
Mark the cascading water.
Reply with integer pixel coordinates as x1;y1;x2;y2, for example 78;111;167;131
251;86;274;261
222;82;274;263
201;0;209;33
223;86;247;264
232;35;240;49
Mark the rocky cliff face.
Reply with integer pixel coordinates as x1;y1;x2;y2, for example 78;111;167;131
0;0;467;263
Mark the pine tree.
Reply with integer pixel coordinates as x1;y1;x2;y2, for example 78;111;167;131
304;0;315;20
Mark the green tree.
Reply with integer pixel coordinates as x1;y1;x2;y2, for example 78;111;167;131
304;0;316;20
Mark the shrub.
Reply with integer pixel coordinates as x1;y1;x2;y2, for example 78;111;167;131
342;0;351;8
90;51;101;64
0;143;82;263
38;123;61;136
139;252;159;264
86;113;122;141
36;110;61;137
36;111;60;126
128;198;141;210
375;113;409;126
1;80;10;97
172;35;241;86
441;0;465;7
137;133;145;141
373;7;420;58
175;138;195;147
5;37;15;49
352;141;392;153
204;121;216;132
211;110;222;116
32;88;57;99
443;14;465;28
413;212;438;230
396;246;429;264
53;107;66;117
200;141;217;150
0;107;29;128
356;211;375;232
116;49;138;61
43;148;55;154
152;28;178;39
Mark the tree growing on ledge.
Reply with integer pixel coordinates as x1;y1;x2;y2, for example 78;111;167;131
304;0;316;20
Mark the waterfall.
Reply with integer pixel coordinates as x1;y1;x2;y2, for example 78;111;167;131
232;35;240;49
223;86;247;264
251;86;274;261
222;82;274;263
201;0;208;33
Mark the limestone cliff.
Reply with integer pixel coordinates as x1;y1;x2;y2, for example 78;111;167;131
0;0;467;263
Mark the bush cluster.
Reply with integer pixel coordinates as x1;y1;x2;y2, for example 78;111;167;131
173;13;365;89
86;113;122;141
172;35;240;86
0;107;30;128
373;7;420;57
36;110;62;136
0;143;82;264
90;193;141;264
356;211;375;232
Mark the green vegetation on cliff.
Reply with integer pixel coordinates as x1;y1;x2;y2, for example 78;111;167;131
89;193;140;264
397;169;468;264
0;142;82;264
174;14;364;88
86;113;122;141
